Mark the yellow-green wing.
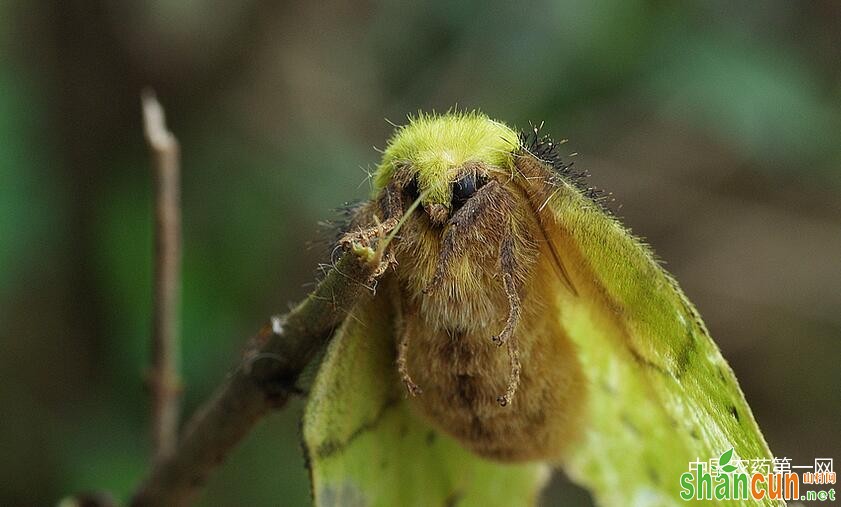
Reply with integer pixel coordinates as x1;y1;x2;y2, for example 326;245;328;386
515;152;783;507
303;286;549;507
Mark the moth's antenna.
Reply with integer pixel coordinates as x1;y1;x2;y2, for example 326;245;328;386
357;166;374;190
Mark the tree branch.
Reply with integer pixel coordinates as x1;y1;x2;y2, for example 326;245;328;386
142;89;183;461
130;246;385;507
131;93;387;505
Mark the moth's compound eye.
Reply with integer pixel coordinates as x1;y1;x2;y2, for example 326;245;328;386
452;173;486;212
404;175;420;202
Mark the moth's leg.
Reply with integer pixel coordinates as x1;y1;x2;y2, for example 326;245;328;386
397;334;422;396
397;328;423;396
498;336;521;407
496;227;522;407
492;232;521;347
340;179;404;248
394;288;422;396
420;180;524;405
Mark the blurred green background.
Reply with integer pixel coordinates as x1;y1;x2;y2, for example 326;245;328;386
1;1;839;505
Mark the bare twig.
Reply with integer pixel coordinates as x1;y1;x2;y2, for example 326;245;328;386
130;248;386;507
142;89;182;461
130;93;388;505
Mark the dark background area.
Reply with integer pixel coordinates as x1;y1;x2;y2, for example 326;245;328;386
1;1;839;505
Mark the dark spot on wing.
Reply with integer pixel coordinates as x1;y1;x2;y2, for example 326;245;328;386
626;342;670;377
426;431;437;446
444;490;464;507
626;327;697;382
730;405;741;422
673;327;699;379
314;396;399;460
647;466;661;485
621;413;640;435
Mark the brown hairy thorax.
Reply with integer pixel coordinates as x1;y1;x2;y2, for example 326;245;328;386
340;153;586;461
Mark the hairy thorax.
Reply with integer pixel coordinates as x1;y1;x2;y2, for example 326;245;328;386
392;200;586;462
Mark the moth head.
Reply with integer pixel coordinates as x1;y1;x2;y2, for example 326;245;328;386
373;112;520;226
402;168;491;225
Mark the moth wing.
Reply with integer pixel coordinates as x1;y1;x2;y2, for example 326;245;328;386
515;152;783;506
303;286;549;507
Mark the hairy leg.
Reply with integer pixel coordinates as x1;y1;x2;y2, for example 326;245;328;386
340;179;405;248
420;180;525;405
492;233;521;347
394;287;422;396
495;229;523;406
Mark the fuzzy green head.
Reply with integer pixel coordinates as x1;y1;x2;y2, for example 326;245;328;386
374;112;520;220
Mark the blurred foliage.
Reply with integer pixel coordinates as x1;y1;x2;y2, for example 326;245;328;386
0;1;839;505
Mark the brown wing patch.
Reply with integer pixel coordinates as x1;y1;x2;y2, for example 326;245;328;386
512;150;679;378
530;210;579;297
510;152;579;298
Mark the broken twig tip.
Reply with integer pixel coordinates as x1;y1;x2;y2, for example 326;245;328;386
270;316;284;336
141;88;177;151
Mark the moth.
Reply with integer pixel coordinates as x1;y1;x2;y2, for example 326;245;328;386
303;112;782;506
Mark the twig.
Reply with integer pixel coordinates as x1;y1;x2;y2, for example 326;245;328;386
142;90;182;462
130;248;386;507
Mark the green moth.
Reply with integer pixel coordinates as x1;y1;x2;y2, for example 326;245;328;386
302;112;782;506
